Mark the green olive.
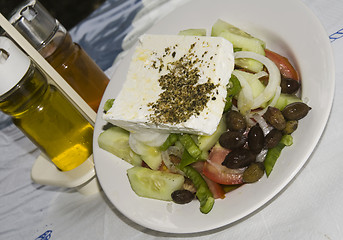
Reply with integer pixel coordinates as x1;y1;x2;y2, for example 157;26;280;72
243;162;265;183
283;120;298;135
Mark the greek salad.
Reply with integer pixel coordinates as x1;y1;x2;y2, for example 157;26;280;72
98;19;311;214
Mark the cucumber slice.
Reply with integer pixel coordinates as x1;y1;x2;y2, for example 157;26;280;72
197;116;226;160
127;166;184;201
273;93;302;110
129;135;162;170
98;127;142;166
211;19;265;47
218;31;265;55
211;19;265;72
219;31;265;72
178;28;207;36
141;147;163;170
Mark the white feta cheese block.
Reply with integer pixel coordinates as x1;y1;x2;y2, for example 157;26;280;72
103;34;235;135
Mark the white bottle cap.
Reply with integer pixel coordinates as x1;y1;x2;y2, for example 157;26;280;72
0;36;30;96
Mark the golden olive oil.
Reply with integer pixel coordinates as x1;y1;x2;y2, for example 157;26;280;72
0;64;93;171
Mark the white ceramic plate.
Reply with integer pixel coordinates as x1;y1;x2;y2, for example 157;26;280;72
93;0;334;234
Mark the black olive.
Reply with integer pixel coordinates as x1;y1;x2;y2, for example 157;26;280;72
263;106;286;130
283;120;298;135
282;102;311;120
171;189;195;204
226;110;247;132
264;129;283;149
243;162;265;183
222;148;255;169
248;124;265;154
219;131;246;149
280;77;300;94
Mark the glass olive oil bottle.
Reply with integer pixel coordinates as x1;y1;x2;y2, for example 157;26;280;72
0;36;93;171
10;0;109;112
43;32;108;112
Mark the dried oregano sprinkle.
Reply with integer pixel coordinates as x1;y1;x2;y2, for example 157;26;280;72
147;41;217;124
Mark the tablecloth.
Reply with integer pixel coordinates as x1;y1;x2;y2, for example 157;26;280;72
1;0;343;239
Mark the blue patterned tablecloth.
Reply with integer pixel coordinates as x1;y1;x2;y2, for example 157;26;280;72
1;0;343;239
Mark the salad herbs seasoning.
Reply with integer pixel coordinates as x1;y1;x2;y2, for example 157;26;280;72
148;41;217;124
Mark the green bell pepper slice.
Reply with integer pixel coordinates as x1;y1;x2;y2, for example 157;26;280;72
180;165;214;214
159;133;179;151
264;135;293;177
178;134;201;159
224;74;241;112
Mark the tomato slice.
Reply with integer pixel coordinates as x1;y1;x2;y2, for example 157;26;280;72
202;145;244;185
192;161;225;199
203;174;225;199
203;161;244;185
207;144;231;164
265;49;299;81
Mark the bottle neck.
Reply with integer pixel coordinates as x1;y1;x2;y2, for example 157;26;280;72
38;24;68;59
